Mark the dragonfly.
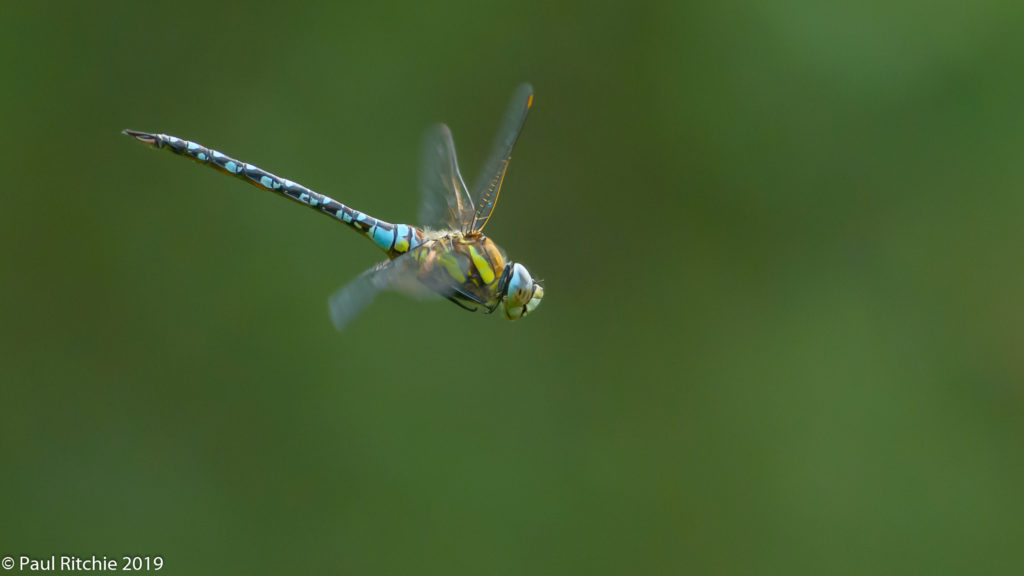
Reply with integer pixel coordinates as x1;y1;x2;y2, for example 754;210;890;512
124;84;543;330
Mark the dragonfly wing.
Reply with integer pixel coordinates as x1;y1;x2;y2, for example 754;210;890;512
327;255;438;331
418;123;475;231
470;83;534;233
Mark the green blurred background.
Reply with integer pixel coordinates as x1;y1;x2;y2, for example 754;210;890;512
2;1;1023;574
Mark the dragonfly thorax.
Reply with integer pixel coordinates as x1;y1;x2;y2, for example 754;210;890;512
408;233;540;319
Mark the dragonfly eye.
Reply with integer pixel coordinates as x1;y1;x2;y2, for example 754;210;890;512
504;263;543;320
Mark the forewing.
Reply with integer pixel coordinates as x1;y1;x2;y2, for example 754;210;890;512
470;83;534;233
418;124;474;231
327;255;438;331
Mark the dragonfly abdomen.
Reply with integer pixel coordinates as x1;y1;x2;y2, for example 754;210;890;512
123;130;422;258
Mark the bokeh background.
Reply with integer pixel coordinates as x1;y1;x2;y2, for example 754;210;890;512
3;1;1024;574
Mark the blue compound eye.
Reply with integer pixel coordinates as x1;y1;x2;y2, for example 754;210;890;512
506;263;533;306
503;263;543;320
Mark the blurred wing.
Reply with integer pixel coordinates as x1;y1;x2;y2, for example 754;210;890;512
327;255;438;331
470;83;534;233
418;124;474;231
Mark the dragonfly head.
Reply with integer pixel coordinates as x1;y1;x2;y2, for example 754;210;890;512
501;262;543;320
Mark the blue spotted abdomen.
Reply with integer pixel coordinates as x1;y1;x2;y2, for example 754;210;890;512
123;130;423;258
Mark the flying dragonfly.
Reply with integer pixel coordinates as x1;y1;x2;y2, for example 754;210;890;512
124;84;543;330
